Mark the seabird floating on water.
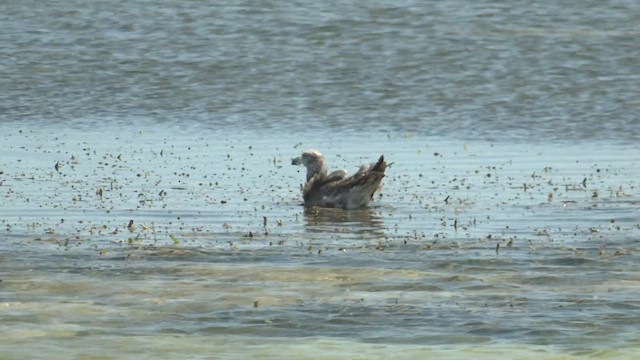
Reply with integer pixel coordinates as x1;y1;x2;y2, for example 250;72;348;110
292;150;387;209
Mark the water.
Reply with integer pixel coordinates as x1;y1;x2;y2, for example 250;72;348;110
1;1;639;359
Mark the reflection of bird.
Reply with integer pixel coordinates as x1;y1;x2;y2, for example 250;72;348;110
291;150;387;209
303;206;385;236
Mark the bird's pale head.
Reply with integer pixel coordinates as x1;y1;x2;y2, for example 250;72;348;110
292;150;326;182
292;150;323;166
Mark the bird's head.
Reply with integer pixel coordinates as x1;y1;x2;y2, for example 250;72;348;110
292;150;326;182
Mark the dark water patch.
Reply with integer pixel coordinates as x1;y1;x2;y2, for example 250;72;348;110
604;302;640;311
364;334;493;345
359;284;444;292
518;275;564;286
524;330;569;345
539;257;595;266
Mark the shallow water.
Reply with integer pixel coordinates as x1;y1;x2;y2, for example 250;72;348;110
2;0;640;358
2;125;639;359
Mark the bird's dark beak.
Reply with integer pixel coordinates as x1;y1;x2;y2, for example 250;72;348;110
291;156;302;165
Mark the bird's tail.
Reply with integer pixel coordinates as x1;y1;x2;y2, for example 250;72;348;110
371;155;386;174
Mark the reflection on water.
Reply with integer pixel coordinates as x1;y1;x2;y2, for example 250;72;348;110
303;206;386;236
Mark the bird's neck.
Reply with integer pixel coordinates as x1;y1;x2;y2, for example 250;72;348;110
306;163;327;182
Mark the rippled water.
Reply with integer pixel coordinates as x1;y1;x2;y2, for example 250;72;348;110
2;0;639;141
1;1;640;359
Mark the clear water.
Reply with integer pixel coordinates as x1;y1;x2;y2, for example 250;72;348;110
1;1;639;359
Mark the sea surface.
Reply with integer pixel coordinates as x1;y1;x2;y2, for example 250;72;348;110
1;1;639;359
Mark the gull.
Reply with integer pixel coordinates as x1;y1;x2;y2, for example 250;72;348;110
292;150;387;209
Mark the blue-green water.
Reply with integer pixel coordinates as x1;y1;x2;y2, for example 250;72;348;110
1;1;639;358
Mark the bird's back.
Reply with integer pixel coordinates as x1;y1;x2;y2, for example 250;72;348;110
303;155;386;209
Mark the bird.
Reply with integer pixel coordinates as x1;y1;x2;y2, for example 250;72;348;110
291;150;387;209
